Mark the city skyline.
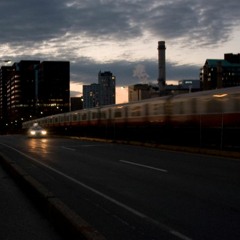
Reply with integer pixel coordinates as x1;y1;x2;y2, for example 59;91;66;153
0;0;239;102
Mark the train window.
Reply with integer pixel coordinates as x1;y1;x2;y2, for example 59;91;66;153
92;112;99;119
72;114;78;121
100;111;106;119
164;101;172;115
198;96;208;114
131;106;141;117
65;116;69;122
82;113;87;120
190;98;197;114
177;102;184;114
207;99;222;113
152;103;164;115
114;109;122;118
115;111;121;118
172;101;184;114
233;94;240;112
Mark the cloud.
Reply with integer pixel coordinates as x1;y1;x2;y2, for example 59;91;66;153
0;0;67;43
144;0;240;46
0;0;239;92
1;0;239;45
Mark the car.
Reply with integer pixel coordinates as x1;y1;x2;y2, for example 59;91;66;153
27;124;47;138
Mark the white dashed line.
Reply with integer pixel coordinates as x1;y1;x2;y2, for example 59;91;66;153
120;160;168;173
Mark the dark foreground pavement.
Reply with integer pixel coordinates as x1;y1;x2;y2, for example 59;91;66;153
0;164;64;240
0;153;106;240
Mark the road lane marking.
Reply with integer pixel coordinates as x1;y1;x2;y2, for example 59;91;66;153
1;143;191;240
120;160;168;173
61;146;76;151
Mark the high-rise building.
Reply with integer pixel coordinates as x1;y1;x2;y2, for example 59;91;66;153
83;83;100;109
83;71;116;109
0;66;14;132
37;61;70;116
0;60;70;131
200;53;240;90
98;71;115;106
6;60;40;130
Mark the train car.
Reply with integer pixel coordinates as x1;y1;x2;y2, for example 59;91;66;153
22;86;240;148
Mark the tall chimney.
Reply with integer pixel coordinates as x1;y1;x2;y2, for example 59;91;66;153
158;41;166;95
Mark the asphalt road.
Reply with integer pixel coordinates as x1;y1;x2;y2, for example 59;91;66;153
0;134;240;240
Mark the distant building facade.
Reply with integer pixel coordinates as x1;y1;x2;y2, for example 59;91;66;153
1;60;41;131
83;83;100;109
37;61;70;116
98;71;116;106
0;66;14;132
83;71;116;108
200;53;240;90
128;84;156;102
70;97;83;111
128;80;200;102
0;60;70;131
178;79;200;93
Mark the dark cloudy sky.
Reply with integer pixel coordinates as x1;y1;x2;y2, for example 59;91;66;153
0;0;239;98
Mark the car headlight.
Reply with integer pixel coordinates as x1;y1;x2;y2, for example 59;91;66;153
41;130;47;135
30;130;36;135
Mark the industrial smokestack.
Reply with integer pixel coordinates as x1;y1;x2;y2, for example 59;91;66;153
158;41;166;95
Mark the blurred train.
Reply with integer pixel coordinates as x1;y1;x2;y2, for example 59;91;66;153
22;86;240;148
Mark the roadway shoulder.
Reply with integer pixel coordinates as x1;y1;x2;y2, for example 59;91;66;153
0;153;106;240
